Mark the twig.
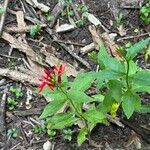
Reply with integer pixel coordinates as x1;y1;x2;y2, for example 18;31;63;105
48;1;65;28
56;42;92;69
117;33;150;42
13;108;43;116
10;143;21;150
19;123;28;144
71;2;80;20
0;0;10;36
0;90;7;149
53;39;85;47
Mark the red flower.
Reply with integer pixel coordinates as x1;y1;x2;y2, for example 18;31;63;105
38;65;65;93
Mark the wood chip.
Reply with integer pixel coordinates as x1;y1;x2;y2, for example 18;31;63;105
25;0;50;12
56;24;75;33
80;43;95;55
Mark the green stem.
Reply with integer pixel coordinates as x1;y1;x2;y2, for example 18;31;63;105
58;87;89;132
126;59;130;89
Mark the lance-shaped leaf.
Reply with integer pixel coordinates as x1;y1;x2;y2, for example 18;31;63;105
130;70;150;87
40;93;67;119
46;113;78;129
71;71;96;91
83;109;105;124
126;37;150;60
77;127;88;146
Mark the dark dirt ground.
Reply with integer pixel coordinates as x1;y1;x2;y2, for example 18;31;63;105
0;0;150;149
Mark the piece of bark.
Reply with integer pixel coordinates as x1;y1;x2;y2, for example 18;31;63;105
0;68;39;85
25;0;50;12
13;108;43;116
80;43;95;55
88;25;103;50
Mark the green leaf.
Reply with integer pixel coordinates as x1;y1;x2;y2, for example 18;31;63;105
83;109;105;124
137;104;150;113
100;91;115;113
130;70;150;87
96;69;124;88
125;60;140;75
122;91;141;119
40;98;66;119
126;37;150;60
91;94;104;102
47;113;78;129
77;127;88;146
98;44;125;73
68;90;93;103
108;80;123;102
71;72;96;91
98;44;109;69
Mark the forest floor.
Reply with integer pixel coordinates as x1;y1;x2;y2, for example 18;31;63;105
0;0;150;149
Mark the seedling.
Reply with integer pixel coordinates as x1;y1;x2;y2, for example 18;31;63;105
32;125;46;134
61;0;74;17
47;15;54;22
63;129;73;141
76;19;85;27
47;129;56;139
140;1;150;25
7;97;18;110
7;128;19;138
9;86;23;98
30;24;41;37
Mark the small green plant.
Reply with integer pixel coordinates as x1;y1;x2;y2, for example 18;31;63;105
47;15;54;22
61;0;74;17
7;128;19;138
0;6;5;16
140;1;150;25
30;24;41;37
39;37;150;145
32;125;46;134
7;97;18;110
76;4;89;28
9;86;23;98
63;129;73;141
116;12;123;26
47;129;56;139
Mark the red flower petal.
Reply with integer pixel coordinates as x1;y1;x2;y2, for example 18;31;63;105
58;64;65;76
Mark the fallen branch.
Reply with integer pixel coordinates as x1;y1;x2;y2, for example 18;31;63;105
117;32;150;42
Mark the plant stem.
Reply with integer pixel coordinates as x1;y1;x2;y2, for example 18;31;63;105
126;59;130;89
59;87;89;131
